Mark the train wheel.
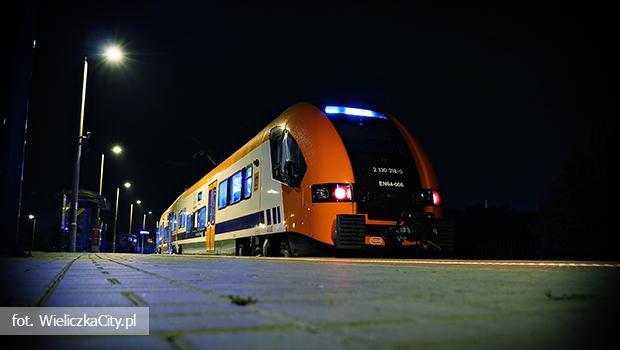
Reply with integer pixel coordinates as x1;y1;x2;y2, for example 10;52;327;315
236;238;249;256
280;235;292;257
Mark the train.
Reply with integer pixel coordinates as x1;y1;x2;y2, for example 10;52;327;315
156;102;453;256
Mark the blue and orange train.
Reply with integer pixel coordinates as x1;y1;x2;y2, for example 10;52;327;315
157;102;451;256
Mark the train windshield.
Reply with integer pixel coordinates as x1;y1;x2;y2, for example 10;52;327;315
327;114;421;220
327;116;409;156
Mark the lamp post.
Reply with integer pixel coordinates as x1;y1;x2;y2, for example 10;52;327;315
95;145;122;252
68;45;125;252
28;214;36;253
134;199;142;253
141;211;151;254
129;203;134;246
112;181;131;253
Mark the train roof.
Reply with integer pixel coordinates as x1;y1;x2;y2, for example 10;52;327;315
159;102;440;221
160;102;321;219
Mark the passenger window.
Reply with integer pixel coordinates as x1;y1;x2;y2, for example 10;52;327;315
179;210;185;228
243;166;253;199
269;127;307;187
198;207;206;228
230;171;243;204
218;180;228;209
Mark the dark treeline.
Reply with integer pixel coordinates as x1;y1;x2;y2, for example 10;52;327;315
450;117;613;260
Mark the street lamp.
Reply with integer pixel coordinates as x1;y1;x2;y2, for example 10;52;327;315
104;46;124;63
95;144;123;251
140;210;152;254
68;45;125;252
28;214;36;253
112;181;131;253
100;145;124;195
131;199;144;253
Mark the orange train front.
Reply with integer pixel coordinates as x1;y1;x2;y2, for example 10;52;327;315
157;102;454;256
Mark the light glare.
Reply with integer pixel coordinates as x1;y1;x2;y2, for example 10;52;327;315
323;105;387;119
111;145;123;154
104;46;124;62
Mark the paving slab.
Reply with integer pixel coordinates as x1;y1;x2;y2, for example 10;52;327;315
1;252;618;350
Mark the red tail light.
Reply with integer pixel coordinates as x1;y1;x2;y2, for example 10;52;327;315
432;190;441;206
312;183;353;202
333;185;352;201
418;189;442;207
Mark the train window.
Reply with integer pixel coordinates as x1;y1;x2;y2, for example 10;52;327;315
230;171;243;204
179;210;185;228
328;116;409;156
198;207;206;228
269;127;307;187
243;166;253;199
218;180;228;209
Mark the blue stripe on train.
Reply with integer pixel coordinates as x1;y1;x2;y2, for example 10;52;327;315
215;211;265;235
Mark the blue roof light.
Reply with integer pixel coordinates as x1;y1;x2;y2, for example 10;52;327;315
323;105;387;119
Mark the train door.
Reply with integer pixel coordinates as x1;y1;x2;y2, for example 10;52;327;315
206;181;217;252
167;212;174;254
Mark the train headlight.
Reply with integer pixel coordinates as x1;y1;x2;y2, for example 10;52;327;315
312;186;331;201
312;183;353;203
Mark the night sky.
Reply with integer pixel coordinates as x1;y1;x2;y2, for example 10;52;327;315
14;1;613;231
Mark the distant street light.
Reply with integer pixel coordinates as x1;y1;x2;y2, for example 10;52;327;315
95;144;124;252
142;212;147;254
28;214;36;254
136;200;142;205
129;203;134;243
112;182;131;253
68;45;126;252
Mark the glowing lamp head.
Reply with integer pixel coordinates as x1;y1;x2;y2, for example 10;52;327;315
28;214;35;220
103;46;124;62
123;182;132;189
136;200;142;205
111;145;123;154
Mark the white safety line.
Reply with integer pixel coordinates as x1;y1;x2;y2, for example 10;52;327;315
186;254;620;268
